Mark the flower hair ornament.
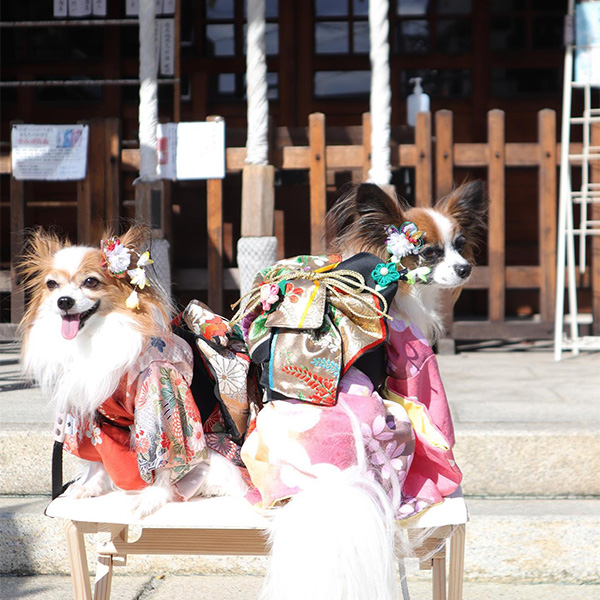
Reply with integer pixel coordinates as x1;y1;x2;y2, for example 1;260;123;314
101;236;154;309
371;221;431;289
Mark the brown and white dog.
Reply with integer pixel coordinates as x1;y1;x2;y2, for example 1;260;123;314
326;181;488;342
18;226;244;517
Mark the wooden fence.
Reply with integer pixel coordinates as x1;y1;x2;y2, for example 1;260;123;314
3;109;596;342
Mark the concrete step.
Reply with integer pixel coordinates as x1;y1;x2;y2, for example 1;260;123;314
2;575;599;600
2;424;599;498
1;495;599;584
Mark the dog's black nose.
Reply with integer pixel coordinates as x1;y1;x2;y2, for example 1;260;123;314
57;296;76;311
454;264;471;279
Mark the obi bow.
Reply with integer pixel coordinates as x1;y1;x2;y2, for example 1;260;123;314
234;253;397;406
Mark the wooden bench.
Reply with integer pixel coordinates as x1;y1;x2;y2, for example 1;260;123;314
45;488;468;600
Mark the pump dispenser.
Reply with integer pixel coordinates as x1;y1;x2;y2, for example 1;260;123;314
407;77;430;127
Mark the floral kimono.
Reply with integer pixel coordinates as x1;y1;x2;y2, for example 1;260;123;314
62;334;209;499
237;253;462;520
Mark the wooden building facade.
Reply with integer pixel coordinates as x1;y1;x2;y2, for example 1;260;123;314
2;0;589;340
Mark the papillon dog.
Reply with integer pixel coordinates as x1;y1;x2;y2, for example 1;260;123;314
326;180;488;342
18;226;244;517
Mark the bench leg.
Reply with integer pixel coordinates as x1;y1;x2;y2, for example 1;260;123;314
65;520;92;600
432;555;447;600
94;554;114;600
448;524;466;600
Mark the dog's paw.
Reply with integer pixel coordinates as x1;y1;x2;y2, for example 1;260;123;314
64;482;106;499
131;484;175;518
64;483;93;499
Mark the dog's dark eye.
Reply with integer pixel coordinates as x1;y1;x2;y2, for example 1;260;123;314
82;277;100;289
454;236;466;253
46;280;59;291
420;247;438;260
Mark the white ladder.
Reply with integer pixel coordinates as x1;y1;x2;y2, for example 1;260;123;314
554;0;600;360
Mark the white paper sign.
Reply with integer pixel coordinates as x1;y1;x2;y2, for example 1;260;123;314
156;121;225;180
125;0;139;17
54;0;68;17
68;0;92;17
160;19;175;76
157;122;178;179
11;124;89;181
92;0;107;16
162;0;175;15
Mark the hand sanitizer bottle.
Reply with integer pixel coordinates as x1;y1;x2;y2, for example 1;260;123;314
407;77;430;127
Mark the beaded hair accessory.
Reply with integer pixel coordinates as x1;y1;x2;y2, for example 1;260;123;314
101;236;154;309
371;221;431;289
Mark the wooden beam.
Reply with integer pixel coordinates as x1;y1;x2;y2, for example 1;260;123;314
415;111;432;208
104;117;121;229
451;320;555;341
309;112;327;254
435;110;454;199
10;168;25;324
362;112;372;181
207;116;227;313
592;122;600;335
538;109;557;323
487;110;506;322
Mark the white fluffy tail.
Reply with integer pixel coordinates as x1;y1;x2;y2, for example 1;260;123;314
259;469;398;600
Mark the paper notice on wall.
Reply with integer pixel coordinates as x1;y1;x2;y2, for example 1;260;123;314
68;0;92;17
162;0;175;15
125;0;139;17
160;19;175;76
156;121;226;180
11;124;89;181
575;3;600;86
92;0;107;16
54;0;68;17
157;123;178;179
155;0;164;14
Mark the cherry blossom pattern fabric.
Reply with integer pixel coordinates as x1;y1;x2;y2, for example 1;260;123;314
241;367;417;516
62;334;209;499
241;305;462;520
382;306;462;514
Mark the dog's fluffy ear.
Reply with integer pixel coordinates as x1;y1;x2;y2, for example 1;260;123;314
326;183;406;259
16;228;69;288
435;181;488;243
112;224;150;252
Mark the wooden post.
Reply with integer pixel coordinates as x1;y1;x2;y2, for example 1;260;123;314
309;112;327;254
435;110;456;352
435;110;454;199
415;112;433;208
173;0;181;123
488;110;506;323
9;131;25;324
104;118;122;230
135;179;164;234
362;112;372;181
591;122;600;335
538;109;557;324
77;118;106;244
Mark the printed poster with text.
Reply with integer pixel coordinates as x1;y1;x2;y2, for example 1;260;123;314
11;124;89;181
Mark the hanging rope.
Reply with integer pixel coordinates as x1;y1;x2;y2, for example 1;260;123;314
138;0;159;181
369;0;392;185
245;0;269;165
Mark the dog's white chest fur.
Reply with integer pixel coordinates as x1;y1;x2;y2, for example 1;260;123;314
22;311;143;417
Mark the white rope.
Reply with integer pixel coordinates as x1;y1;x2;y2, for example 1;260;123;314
368;0;392;185
138;0;159;181
245;0;269;165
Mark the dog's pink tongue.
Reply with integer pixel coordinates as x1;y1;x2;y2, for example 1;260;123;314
61;314;81;340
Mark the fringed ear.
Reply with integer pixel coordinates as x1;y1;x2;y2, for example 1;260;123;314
326;182;407;259
435;181;488;244
15;227;69;289
118;224;152;255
